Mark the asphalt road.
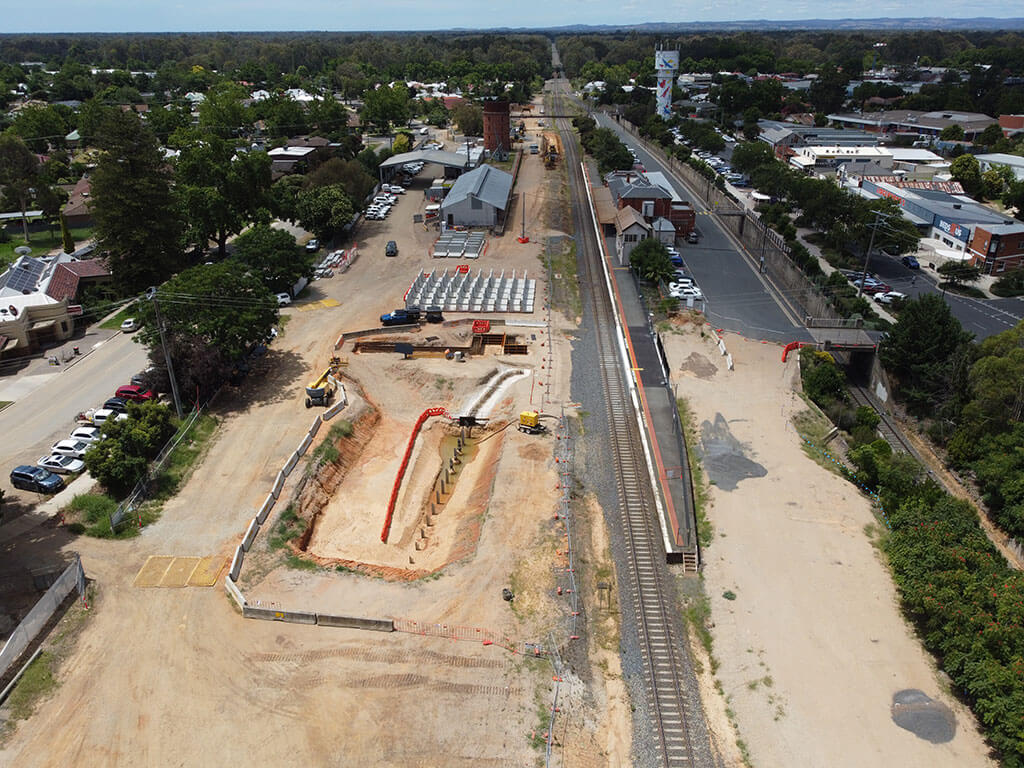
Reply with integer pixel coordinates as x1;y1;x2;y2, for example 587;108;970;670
861;255;1023;339
595;113;810;342
0;333;150;474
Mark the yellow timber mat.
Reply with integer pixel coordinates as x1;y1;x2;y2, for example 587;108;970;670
133;555;227;588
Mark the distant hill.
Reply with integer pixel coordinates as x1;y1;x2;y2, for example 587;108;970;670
474;18;1024;33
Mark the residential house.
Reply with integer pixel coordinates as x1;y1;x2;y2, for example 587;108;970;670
614;206;651;267
62;176;93;228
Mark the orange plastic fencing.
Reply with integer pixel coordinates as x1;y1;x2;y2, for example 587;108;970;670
381;407;451;543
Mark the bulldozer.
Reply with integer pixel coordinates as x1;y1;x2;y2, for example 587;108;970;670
305;357;342;408
517;410;547;435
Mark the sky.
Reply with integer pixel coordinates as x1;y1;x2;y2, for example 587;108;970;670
0;0;1021;33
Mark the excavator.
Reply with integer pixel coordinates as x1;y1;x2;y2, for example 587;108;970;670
305;357;342;408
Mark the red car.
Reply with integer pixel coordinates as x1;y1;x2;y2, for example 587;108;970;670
115;384;155;402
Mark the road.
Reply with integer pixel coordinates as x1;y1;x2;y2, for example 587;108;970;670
594;112;810;343
0;334;149;472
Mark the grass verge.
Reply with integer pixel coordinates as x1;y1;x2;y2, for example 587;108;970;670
99;304;136;330
4;652;57;721
676;397;712;547
308;419;354;467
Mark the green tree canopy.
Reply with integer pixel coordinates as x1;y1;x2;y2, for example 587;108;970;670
295;184;355;241
231;224;314;294
0;133;40;242
629;238;675;284
950;154;982;198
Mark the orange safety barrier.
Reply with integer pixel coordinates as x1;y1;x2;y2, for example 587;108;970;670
381;407;451;542
781;341;808;362
456;264;470;274
472;319;491;334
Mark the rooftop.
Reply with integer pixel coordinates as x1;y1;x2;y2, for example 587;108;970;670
440;164;513;211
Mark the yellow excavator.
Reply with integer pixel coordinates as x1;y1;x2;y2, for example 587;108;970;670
305;357;342;408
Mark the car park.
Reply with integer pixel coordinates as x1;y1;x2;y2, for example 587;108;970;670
70;426;102;443
10;465;65;494
37;454;85;475
120;318;139;332
115;384;155;402
276;292;292;306
51;439;92;459
901;254;920;269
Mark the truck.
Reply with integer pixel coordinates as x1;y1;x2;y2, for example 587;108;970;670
380;306;421;326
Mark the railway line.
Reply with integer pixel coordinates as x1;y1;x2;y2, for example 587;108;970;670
848;383;916;455
550;77;703;768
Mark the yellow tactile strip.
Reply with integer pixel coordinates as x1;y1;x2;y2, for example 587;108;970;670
133;555;226;588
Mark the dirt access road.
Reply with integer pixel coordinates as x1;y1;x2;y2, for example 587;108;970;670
663;324;994;768
1;136;631;767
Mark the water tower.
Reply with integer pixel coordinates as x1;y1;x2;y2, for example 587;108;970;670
654;48;679;120
482;100;511;159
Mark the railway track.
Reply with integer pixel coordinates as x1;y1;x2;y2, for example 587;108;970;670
550;77;699;768
848;384;916;455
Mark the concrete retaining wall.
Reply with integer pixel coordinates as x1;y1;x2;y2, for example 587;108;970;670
242;517;259;552
243;606;317;625
316;614;394;632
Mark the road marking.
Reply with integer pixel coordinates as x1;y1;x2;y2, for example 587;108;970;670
297;299;341;312
134;555;226;588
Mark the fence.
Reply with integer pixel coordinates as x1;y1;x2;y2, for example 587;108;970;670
0;555;85;685
110;405;205;530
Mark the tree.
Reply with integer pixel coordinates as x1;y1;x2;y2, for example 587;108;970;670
878;293;975;416
59;212;75;254
729;141;775;175
450;103;483;137
83;435;149;496
295;184;355;241
304;158;376;205
391;132;412;154
172;130;272;256
197;83;250;138
939;124;966;141
629;238;675;284
268;174;306;223
90;110;184;293
0;134;39;242
361;84;410;130
949;154;982;198
133;263;278;364
937;261;982;288
978;122;1005;147
231;224;314;294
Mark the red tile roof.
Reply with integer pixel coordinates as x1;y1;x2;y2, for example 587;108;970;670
63;177;92;218
45;259;110;302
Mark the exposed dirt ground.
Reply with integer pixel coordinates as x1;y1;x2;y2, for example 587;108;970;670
0;118;626;767
662;324;995;768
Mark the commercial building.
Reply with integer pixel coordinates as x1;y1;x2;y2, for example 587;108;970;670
975;153;1024;182
614;206;651;267
438;164;513;229
967;222;1024;274
826;109;998;141
605;171;695;237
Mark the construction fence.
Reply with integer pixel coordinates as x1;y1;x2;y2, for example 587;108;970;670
0;555;86;686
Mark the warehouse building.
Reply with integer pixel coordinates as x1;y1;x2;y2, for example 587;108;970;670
438;165;513;229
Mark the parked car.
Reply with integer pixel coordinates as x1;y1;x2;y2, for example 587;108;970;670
10;465;64;494
305;238;319;253
103;397;128;413
380;307;421;326
120;318;139;332
901;254;920;269
687;231;699;244
51;439;92;459
874;291;907;305
276;292;292;306
385;240;398;257
37;454;85;475
673;286;704;301
91;408;128;426
115;384;155;402
70;425;102;442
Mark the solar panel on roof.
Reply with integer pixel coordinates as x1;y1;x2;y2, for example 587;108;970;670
5;258;45;294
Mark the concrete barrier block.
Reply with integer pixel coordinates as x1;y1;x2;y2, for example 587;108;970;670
323;399;347;421
726;353;734;371
307;415;322;439
283;451;299;475
316;614;394;632
296;433;313;457
224;575;246;609
271;470;286;499
257;494;275;524
243;606;317;625
229;545;244;581
242;517;260;552
718;340;727;355
337;384;347;407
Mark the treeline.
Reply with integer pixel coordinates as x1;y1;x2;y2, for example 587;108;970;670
798;312;1024;764
557;30;1024;81
0;33;551;101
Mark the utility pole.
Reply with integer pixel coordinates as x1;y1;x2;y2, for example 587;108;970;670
856;210;885;299
150;292;185;420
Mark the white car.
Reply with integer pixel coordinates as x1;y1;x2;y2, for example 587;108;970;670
38;454;85;474
874;291;907;305
51;439;92;459
69;426;102;443
276;293;292;306
386;185;405;194
672;286;704;301
120;318;139;332
91;408;128;426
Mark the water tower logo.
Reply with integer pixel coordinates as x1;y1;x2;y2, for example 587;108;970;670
655;48;679;120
